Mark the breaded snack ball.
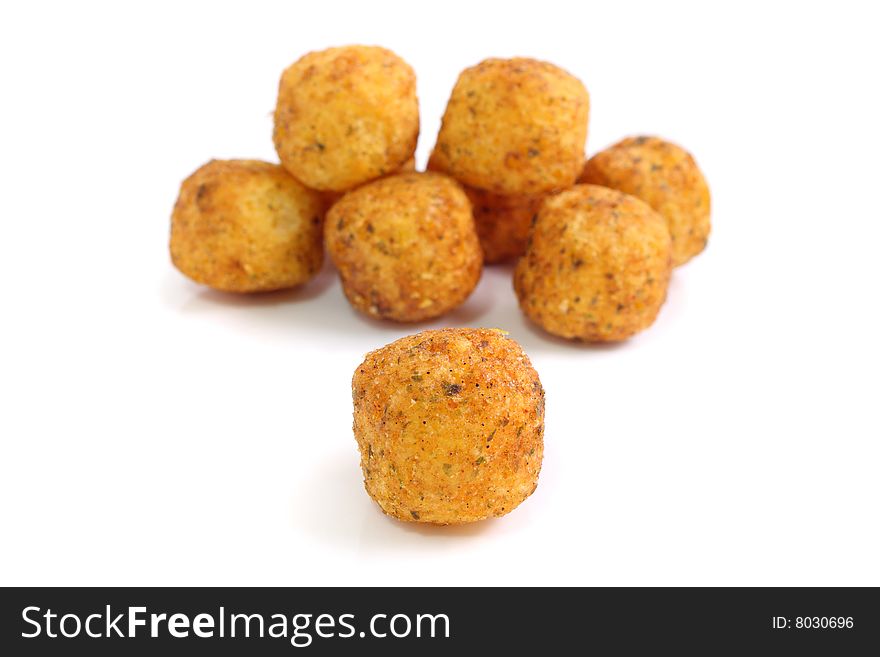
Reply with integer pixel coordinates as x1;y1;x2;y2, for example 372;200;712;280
170;159;324;293
432;58;589;196
580;136;710;267
514;185;672;341
273;45;419;192
352;328;544;524
428;151;540;263
325;172;482;322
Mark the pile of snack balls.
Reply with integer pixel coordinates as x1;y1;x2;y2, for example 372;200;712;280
171;46;710;525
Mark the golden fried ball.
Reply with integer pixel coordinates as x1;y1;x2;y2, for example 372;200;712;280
170;159;324;293
325;172;482;322
514;185;672;341
353;328;545;525
427;151;540;263
273;45;419;192
432;58;589;196
580;136;710;267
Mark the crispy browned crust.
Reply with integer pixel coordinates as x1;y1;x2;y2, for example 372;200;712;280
325;172;483;322
514;184;672;341
273;45;419;192
580;136;710;267
432;58;589;195
170;159;324;293
352;328;544;525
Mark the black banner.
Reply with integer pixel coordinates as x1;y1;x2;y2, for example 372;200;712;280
1;587;877;654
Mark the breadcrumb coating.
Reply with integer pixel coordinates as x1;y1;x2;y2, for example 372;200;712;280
580;136;710;267
274;45;419;192
170;159;324;293
353;328;544;524
326;172;482;322
432;58;589;195
514;184;672;341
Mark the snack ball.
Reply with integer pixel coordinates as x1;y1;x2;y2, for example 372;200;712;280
273;45;419;192
170;159;324;293
580;136;710;267
428;152;540;263
432;57;589;196
514;185;672;341
352;328;545;524
325;172;482;322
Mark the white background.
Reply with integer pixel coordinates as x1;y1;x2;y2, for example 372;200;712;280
1;0;878;586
